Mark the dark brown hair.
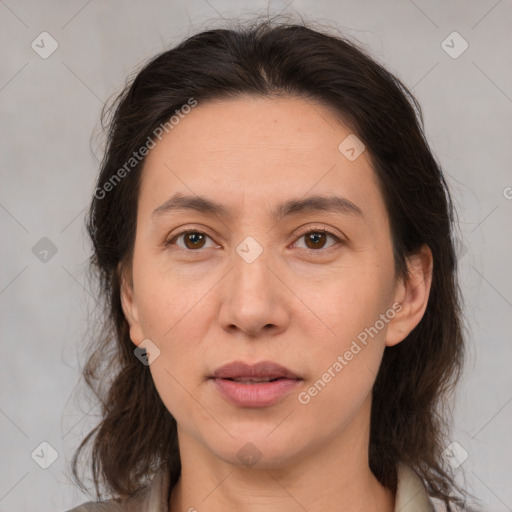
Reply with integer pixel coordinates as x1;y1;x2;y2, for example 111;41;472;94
72;17;475;510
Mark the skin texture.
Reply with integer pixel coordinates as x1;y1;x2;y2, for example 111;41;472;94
121;95;433;512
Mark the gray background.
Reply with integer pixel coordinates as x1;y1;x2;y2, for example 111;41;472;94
1;1;511;511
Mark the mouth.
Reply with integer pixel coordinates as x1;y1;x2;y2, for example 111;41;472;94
219;376;291;383
209;361;302;407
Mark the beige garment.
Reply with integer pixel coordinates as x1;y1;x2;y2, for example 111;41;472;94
66;461;437;512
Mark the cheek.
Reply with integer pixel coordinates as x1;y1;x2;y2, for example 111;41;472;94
141;304;210;427
147;360;207;436
300;266;393;398
133;252;211;339
296;300;387;433
318;264;394;342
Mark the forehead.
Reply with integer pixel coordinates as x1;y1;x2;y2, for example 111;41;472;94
145;95;358;165
138;95;385;226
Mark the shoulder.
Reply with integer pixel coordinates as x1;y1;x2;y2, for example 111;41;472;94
64;494;147;512
64;501;123;512
64;466;170;512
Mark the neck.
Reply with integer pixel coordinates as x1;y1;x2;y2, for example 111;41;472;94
169;396;395;512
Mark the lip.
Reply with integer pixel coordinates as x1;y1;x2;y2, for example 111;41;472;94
211;361;300;380
209;361;302;408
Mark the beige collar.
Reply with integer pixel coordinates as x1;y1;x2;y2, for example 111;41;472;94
394;462;435;511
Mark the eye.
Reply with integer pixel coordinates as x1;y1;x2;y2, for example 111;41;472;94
165;227;343;253
293;228;342;251
165;230;219;251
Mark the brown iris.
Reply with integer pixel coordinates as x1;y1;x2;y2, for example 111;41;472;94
183;232;206;249
304;231;328;250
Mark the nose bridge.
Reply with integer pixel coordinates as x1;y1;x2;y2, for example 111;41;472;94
231;233;272;298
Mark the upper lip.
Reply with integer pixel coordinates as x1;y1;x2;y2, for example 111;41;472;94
211;361;301;380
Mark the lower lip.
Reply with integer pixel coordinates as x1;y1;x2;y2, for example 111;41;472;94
211;378;302;407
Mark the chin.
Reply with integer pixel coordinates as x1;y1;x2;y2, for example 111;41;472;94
206;427;309;470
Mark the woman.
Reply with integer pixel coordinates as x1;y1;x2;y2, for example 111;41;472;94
67;18;477;512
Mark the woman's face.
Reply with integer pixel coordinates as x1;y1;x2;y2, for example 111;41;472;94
121;95;416;469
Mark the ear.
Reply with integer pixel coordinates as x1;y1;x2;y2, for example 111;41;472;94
386;244;433;347
119;264;145;347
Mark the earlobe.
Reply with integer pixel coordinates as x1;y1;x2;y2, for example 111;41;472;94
119;268;145;346
385;245;433;347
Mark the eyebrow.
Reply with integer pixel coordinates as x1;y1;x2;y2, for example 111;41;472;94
151;192;363;222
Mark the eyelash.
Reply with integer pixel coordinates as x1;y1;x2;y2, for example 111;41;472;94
164;227;344;253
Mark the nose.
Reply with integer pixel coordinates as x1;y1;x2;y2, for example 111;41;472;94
218;245;290;338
